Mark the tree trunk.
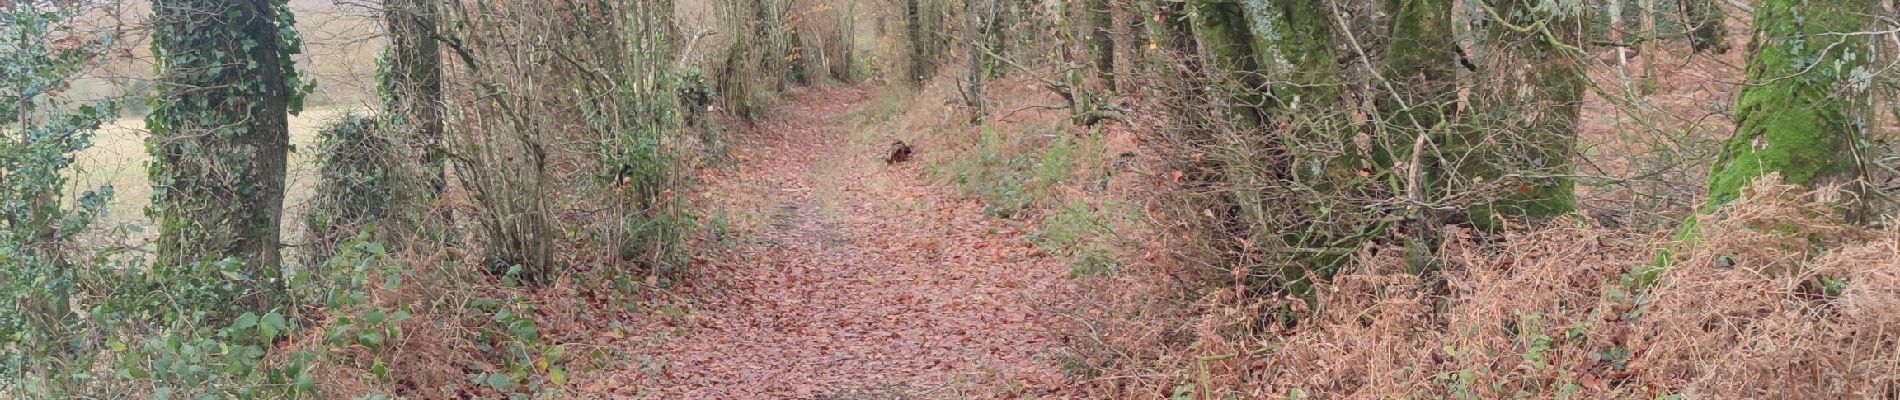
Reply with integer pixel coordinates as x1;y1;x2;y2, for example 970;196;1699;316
1703;0;1870;212
1682;0;1728;54
1375;0;1457;176
1638;0;1659;92
383;0;446;201
1469;0;1584;227
1250;0;1353;188
148;0;298;311
1185;0;1267;127
1376;0;1458;272
964;0;988;122
1085;0;1114;87
1647;0;1874;280
1112;0;1139;93
906;0;927;84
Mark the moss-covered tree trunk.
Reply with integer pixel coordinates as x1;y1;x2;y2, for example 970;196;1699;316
1469;0;1584;226
1681;0;1728;53
1135;0;1183;76
1375;0;1457;271
383;0;445;199
1185;0;1267;127
1261;0;1351;186
1646;0;1873;280
1375;0;1458;175
1702;0;1870;212
1263;0;1364;292
148;0;301;311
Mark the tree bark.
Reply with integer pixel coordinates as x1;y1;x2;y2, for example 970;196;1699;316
1185;0;1267;127
1377;0;1457;271
1703;0;1870;212
906;0;927;84
1649;0;1873;279
1682;0;1728;54
149;0;298;311
964;0;988;122
1376;0;1457;177
1085;0;1114;87
384;0;445;200
1469;0;1584;227
1255;0;1353;187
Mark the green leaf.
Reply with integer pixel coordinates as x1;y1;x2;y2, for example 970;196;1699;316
485;373;516;390
549;367;568;386
261;311;288;340
232;312;260;331
295;368;317;394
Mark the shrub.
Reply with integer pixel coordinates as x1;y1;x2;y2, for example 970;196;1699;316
304;113;410;267
0;4;118;393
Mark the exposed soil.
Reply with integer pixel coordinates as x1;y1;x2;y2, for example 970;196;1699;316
625;86;1074;399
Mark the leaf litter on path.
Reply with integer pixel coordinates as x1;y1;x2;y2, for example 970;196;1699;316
624;87;1076;399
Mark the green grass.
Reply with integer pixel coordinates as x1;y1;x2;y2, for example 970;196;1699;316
939;123;1101;218
935;122;1122;276
1035;200;1121;276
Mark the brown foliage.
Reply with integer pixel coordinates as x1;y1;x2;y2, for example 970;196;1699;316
1063;179;1900;398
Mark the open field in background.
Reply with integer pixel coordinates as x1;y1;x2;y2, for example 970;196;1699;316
64;1;384;245
71;106;370;240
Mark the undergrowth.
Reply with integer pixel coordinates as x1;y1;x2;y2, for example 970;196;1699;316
892;77;1127;277
1063;179;1900;398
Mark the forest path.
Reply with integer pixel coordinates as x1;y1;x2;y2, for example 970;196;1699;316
636;86;1072;399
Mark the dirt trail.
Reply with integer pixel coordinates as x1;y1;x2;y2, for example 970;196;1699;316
640;87;1073;398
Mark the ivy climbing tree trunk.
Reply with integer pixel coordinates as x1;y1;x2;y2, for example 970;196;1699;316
148;0;303;312
383;0;445;200
1702;0;1871;214
1469;0;1584;227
